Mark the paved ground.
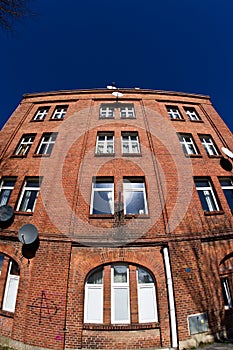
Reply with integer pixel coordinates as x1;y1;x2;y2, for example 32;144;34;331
195;341;233;350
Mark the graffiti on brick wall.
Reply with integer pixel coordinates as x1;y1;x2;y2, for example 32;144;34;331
27;290;65;341
28;290;59;324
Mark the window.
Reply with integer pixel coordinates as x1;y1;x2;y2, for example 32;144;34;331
195;178;220;212
137;267;158;323
17;178;41;212
100;105;114;118
219;178;233;210
84;264;157;325
199;135;219;156
221;277;232;309
111;265;130;324
184;107;200;121
120;105;135;119
121;132;140;154
90;178;114;215
0;255;20;313
166;106;183;120
84;267;103;323
33;107;50;121
99;104;135;119
178;133;199;155
96;133;114;154
15;134;35;156
0;178;16;206
123;178;148;215
188;313;208;335
36;133;57;155
51;105;68;120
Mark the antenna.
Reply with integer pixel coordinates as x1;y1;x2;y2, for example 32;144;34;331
106;83;124;102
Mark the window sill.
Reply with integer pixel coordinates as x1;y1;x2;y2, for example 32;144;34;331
170;118;185;122
189;119;204;123
49;118;64;121
185;154;202;158
122;153;142;157
33;154;51;158
30;119;45;122
15;211;33;216
120;117;136;120
89;214;114;219
83;322;159;331
95;153;115;157
125;214;150;219
99;117;115;120
11;155;28;158
204;210;224;216
207;155;222;158
0;310;14;318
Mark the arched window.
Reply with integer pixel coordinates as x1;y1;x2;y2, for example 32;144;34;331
84;267;103;323
0;254;20;312
137;266;158;323
84;264;157;325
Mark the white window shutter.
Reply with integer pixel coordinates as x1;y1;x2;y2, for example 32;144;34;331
84;286;103;323
112;287;130;323
138;285;157;323
3;275;20;312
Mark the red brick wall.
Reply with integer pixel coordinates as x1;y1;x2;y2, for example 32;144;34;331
0;88;232;349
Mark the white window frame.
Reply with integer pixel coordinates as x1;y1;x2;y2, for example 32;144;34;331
84;269;103;323
0;178;16;206
51;106;68;120
111;265;130;324
221;277;232;309
184;107;200;121
178;134;199;155
199;135;219;156
16;178;40;212
120;106;135;119
121;133;140;154
33;107;49;121
99;106;114;118
219;178;233;210
36;133;57;155
15;135;35;156
166;106;183;120
123;179;148;215
195;179;219;212
2;260;20;313
137;268;158;323
90;179;114;214
96;133;114;154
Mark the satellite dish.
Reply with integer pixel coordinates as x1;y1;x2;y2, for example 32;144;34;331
18;224;38;245
0;205;14;228
222;147;233;159
112;91;124;98
107;85;117;90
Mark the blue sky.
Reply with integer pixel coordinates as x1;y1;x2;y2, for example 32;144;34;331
1;0;233;133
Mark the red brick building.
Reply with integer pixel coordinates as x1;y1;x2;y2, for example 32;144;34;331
0;88;232;350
